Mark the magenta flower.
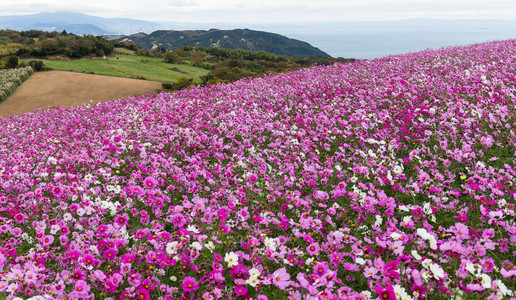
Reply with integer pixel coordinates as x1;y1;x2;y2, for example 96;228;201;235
183;276;199;292
171;213;186;228
271;268;290;290
82;254;96;266
121;252;136;264
376;285;396;300
143;176;157;189
248;173;258;183
234;285;247;296
137;287;151;300
103;248;118;261
14;213;26;223
313;262;329;278
114;213;129;227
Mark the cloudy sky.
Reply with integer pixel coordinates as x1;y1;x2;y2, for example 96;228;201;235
1;0;516;23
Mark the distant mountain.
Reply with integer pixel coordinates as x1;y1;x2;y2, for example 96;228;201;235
0;12;161;35
118;29;331;57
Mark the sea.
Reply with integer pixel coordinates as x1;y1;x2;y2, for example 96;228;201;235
262;19;516;59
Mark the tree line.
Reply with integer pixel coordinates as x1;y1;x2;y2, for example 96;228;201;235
0;29;114;67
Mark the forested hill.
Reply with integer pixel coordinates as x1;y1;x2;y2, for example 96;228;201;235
117;29;331;57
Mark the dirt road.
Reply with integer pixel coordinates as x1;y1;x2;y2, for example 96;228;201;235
0;71;162;117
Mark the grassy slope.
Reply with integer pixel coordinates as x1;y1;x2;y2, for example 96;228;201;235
40;54;210;83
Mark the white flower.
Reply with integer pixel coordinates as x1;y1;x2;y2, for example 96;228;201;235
187;225;199;233
360;291;372;298
170;276;177;281
494;279;513;296
430;263;445;279
190;242;202;251
421;270;431;281
264;237;277;251
429;237;438;250
390;232;402;240
416;228;431;240
393;285;409;299
480;273;491;289
422;258;432;269
246;275;260;287
399;206;410;212
355;257;366;265
465;263;481;276
393;165;403;174
224;252;239;267
374;215;383;226
204;241;215;252
411;250;422;260
166;241;179;255
249;268;260;277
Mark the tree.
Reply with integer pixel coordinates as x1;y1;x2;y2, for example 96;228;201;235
190;52;204;66
38;39;59;55
163;51;179;63
5;55;18;69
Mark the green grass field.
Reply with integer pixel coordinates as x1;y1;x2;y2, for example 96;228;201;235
39;55;210;83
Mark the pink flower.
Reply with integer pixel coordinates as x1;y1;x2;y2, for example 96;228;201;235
103;248;118;261
238;207;250;220
114;214;129;227
313;262;329;278
454;223;469;240
143;176;157;189
74;280;90;296
306;242;320;256
137;287;151;300
183;276;199;292
248;173;258;183
376;285;396;300
171;213;186;228
41;234;54;246
14;213;26;223
271;267;290;290
234;285;247;296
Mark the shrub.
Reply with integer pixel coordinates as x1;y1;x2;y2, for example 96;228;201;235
0;66;33;102
29;60;44;71
5;55;18;69
162;77;194;91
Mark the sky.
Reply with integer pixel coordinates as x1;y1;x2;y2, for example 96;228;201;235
1;0;516;24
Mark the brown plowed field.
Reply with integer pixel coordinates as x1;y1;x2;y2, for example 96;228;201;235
0;71;162;117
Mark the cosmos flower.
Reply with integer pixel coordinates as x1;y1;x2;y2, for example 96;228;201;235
183;276;199;292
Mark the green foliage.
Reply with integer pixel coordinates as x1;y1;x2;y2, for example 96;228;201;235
4;55;18;69
163;51;179;64
0;66;33;102
0;29;115;59
28;60;44;71
162;77;194;91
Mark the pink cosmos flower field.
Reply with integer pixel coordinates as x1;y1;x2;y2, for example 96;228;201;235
0;40;515;299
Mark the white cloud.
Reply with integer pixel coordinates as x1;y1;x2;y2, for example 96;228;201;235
0;0;515;22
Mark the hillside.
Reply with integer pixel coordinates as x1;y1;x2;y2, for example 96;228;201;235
118;28;331;57
0;11;160;35
0;40;515;299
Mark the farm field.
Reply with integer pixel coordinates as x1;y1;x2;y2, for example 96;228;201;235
0;71;161;116
0;40;515;299
40;54;210;83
